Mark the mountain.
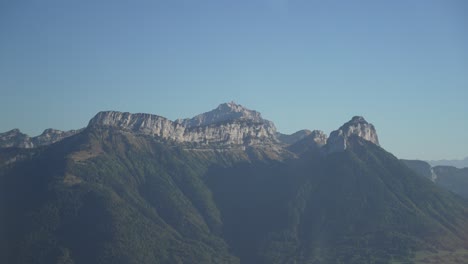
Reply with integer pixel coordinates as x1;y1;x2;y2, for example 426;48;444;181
0;128;241;264
0;129;33;148
287;130;327;155
401;159;438;181
433;166;468;199
428;157;468;169
86;104;287;160
276;129;312;145
1;104;468;264
325;116;379;153
176;101;272;128
0;128;82;149
88;103;278;148
211;138;468;263
402;159;468;200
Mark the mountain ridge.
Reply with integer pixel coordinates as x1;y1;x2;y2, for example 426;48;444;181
402;159;468;199
0;103;381;154
428;157;468;169
325;116;379;154
0;128;83;149
87;109;279;147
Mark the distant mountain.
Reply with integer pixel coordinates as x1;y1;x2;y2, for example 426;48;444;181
287;130;327;155
402;159;468;199
428;157;468;169
401;159;438;181
176;101;272;128
276;129;312;145
0;128;82;149
1;103;468;264
433;166;468;199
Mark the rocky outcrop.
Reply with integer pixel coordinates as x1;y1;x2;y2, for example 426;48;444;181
309;130;328;147
89;111;186;140
326;116;379;153
0;128;82;149
33;129;83;146
176;101;269;127
89;103;278;146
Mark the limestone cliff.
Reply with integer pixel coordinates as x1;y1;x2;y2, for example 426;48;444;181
326;116;379;153
88;103;278;146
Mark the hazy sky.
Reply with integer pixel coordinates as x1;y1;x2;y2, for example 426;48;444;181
1;0;467;160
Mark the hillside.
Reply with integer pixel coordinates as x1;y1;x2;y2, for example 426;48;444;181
1;105;468;264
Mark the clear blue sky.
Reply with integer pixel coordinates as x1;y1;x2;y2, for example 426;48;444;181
1;0;467;160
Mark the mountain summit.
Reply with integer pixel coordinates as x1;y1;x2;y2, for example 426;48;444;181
326;116;380;153
176;102;270;127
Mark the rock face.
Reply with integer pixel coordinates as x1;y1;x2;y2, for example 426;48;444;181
89;103;278;146
176;101;268;127
89;111;186;140
326;116;379;153
0;128;82;149
308;130;328;147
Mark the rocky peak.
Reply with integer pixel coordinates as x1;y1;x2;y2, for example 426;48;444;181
33;128;83;146
326;116;379;153
0;128;81;149
176;102;268;128
309;130;328;146
349;116;367;123
1;129;24;138
217;101;252;113
0;129;32;148
6;128;21;134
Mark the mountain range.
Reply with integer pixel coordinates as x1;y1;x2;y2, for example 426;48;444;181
1;102;468;264
427;157;468;169
402;159;468;199
0;128;82;149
